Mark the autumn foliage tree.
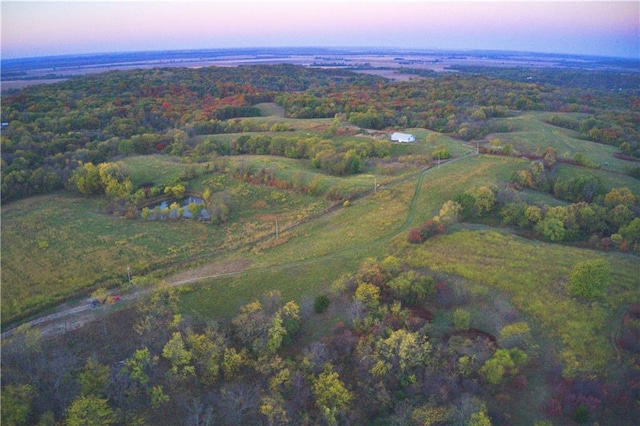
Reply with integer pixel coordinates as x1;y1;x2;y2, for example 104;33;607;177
313;365;353;425
64;395;116;426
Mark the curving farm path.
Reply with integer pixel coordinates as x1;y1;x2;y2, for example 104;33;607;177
2;149;477;340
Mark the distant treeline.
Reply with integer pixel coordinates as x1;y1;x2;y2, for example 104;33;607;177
2;64;639;203
449;65;640;92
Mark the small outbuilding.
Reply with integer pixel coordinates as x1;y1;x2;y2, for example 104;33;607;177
390;132;416;143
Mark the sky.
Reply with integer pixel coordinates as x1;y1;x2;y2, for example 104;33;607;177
2;1;638;60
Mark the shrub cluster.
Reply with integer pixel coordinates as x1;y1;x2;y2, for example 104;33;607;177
407;219;445;244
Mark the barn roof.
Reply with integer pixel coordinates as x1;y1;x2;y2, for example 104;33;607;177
390;132;416;141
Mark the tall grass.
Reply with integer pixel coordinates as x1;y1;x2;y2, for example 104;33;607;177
0;156;346;324
1;150;409;325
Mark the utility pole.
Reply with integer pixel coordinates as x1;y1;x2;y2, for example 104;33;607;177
476;140;479;154
374;177;377;193
275;218;279;239
127;266;132;286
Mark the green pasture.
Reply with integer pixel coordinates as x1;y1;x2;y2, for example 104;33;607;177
0;162;341;325
120;154;339;225
176;155;527;318
407;155;528;227
253;184;412;264
176;183;418;325
490;112;631;173
175;153;640;378
217;154;398;202
178;253;367;349
1;149;408;325
118;155;193;187
405;229;640;376
180;254;365;320
555;163;640;197
0;193;226;323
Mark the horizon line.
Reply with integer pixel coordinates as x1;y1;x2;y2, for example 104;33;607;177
3;46;639;63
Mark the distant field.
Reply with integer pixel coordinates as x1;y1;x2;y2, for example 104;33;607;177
236;116;335;131
189;129;330;147
256;102;285;117
1;78;68;91
490;112;634;173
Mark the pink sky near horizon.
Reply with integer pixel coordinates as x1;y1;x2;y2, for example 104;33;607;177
2;1;638;59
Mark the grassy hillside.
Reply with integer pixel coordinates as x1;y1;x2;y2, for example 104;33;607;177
118;155;189;187
169;153;639;380
1;193;227;323
2;144;426;324
2;155;341;323
406;229;639;375
490;112;635;173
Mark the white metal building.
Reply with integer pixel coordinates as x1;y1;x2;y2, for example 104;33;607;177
390;132;416;143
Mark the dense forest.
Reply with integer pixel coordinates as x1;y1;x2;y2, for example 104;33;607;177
3;256;639;425
2;65;639;203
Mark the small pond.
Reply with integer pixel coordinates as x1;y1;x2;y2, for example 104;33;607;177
141;196;211;221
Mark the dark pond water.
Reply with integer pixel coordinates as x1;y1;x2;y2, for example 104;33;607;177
142;196;210;220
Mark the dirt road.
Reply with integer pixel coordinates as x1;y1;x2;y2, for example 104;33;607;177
1;151;476;340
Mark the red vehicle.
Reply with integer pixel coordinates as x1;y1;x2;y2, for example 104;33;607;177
90;294;120;308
